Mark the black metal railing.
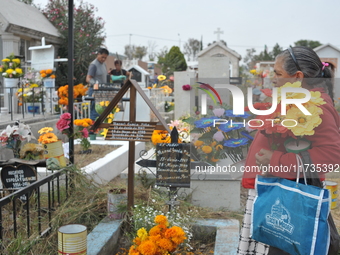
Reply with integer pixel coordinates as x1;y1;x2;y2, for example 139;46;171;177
0;169;69;247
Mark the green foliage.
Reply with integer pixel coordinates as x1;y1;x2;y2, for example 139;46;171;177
294;39;322;49
42;0;105;85
158;46;187;76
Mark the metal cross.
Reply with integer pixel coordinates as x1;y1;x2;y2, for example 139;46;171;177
214;27;224;41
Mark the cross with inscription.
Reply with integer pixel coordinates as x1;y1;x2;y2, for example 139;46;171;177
214;27;224;41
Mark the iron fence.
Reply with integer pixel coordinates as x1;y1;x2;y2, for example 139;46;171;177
0;168;69;248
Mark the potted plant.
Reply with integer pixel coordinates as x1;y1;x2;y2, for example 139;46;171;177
0;53;24;92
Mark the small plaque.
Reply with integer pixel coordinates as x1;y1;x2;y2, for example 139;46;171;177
105;121;157;141
156;143;191;187
1;164;37;202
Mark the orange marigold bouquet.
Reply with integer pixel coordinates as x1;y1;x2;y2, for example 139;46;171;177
74;118;94;152
129;215;186;255
58;84;88;105
40;69;56;79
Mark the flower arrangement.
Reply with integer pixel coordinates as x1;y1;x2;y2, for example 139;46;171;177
189;107;251;165
151;120;190;145
73;118;93;152
19;143;44;160
56;113;93;152
16;84;45;104
37;127;58;144
148;75;174;95
128;214;186;255
0;53;23;78
246;81;326;149
0;121;35;158
40;69;56;79
57;84;88;105
95;101;119;137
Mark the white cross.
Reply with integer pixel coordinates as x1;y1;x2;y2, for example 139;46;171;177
214;28;224;41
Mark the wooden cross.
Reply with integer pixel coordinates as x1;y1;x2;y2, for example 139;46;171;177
214;27;224;41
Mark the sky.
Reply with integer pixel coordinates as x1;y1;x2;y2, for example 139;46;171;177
33;0;340;63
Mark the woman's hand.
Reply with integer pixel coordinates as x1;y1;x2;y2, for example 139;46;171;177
255;149;273;166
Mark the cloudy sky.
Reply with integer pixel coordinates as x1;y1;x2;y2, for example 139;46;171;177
33;0;340;62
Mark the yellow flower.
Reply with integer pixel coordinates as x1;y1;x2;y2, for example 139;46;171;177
6;68;14;74
104;101;110;107
116;107;120;113
308;91;326;106
154;215;168;226
17;88;23;92
285;105;323;136
38;133;58;144
157;75;166;81
2;58;10;62
250;69;257;74
12;58;20;64
30;83;39;88
0;67;3;72
137;228;148;242
15;68;22;74
101;128;108;137
202;145;212;154
38;127;54;134
99;101;105;107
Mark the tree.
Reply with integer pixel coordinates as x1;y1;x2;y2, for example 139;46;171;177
156;46;168;60
134;46;148;60
42;0;105;85
124;45;135;60
158;46;187;76
271;43;283;58
147;41;157;61
183;38;200;61
294;40;322;49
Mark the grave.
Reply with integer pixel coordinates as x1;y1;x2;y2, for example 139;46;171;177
120;148;243;211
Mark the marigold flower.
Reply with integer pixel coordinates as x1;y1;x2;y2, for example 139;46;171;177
154;215;168;226
158;238;174;251
137;240;157;255
46;69;53;74
201;145;212;154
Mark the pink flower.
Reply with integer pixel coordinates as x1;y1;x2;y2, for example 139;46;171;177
182;84;191;91
82;128;89;138
213;131;224;142
61;112;71;120
56;118;70;131
169;76;174;81
213;108;225;117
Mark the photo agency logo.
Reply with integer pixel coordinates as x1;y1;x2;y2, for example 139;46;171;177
187;76;330;173
190;79;312;129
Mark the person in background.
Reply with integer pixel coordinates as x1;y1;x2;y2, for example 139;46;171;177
86;48;109;121
109;60;131;87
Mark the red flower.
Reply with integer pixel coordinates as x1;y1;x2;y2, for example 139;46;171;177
182;84;191;91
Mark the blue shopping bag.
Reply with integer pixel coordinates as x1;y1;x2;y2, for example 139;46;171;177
251;175;330;255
